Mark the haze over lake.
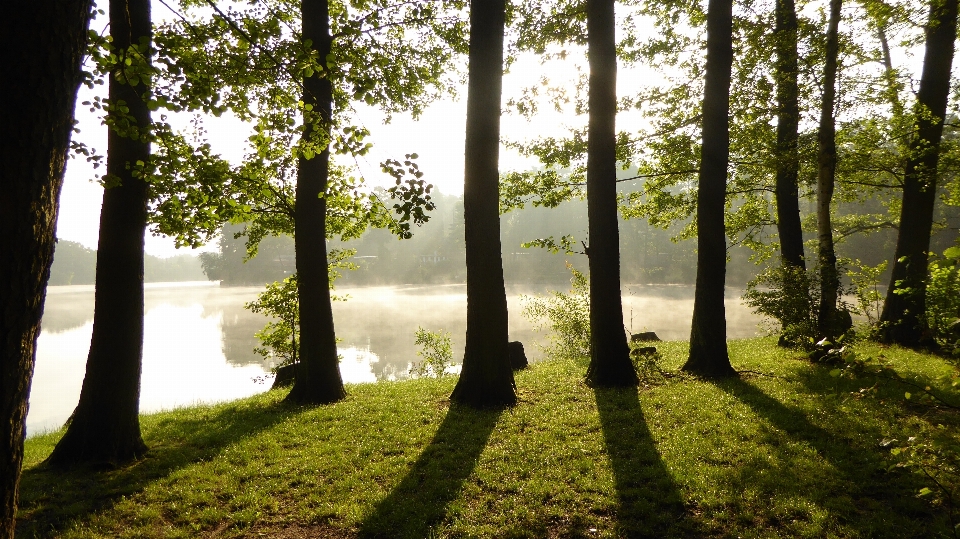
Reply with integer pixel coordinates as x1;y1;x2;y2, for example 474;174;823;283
29;281;765;435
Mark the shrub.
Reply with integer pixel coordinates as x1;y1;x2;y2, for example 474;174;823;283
246;275;300;367
521;263;591;362
409;327;454;379
927;246;960;353
742;264;819;348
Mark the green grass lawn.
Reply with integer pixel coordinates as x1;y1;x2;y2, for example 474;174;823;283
16;337;960;538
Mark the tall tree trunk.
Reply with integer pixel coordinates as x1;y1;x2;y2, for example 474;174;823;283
0;1;91;533
46;0;151;467
683;0;736;378
584;0;637;387
774;0;804;270
815;0;843;340
879;0;959;346
773;0;811;344
286;0;346;405
450;0;517;407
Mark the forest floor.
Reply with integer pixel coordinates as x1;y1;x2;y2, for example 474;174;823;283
16;337;960;538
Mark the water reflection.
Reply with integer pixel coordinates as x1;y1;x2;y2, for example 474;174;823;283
30;281;764;436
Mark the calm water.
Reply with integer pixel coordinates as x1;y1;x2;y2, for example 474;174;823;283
28;281;764;435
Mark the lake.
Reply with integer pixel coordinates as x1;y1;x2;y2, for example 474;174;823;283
28;281;766;435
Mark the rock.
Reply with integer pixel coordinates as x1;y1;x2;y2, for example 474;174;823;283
271;362;297;390
508;341;528;370
632;346;657;356
949;319;960;339
631;331;661;343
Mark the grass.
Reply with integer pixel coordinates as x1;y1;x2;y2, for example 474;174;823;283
16;337;960;538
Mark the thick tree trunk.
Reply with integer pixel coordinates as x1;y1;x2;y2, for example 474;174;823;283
286;0;346;405
880;0;958;346
46;0;151;467
774;0;804;271
584;0;637;388
450;0;517;407
683;0;736;378
815;0;843;340
773;0;811;344
0;2;91;534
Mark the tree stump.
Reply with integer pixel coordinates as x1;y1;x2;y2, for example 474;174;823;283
631;331;661;343
272;363;297;389
508;341;528;370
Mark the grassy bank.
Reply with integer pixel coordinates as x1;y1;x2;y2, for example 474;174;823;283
17;338;960;538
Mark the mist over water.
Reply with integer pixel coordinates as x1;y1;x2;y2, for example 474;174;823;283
29;281;764;436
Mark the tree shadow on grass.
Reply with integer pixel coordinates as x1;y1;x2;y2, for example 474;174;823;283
16;396;303;538
357;403;501;539
593;386;697;538
711;376;940;536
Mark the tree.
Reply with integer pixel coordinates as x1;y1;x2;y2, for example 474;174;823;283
772;0;812;344
682;0;736;378
148;0;462;402
583;0;638;388
815;0;844;340
46;0;152;466
450;0;517;407
879;0;959;346
773;0;803;271
0;0;92;534
285;0;347;405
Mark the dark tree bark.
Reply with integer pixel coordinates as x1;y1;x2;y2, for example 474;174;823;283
286;0;346;405
773;0;811;344
46;0;152;467
0;2;92;533
815;0;843;340
773;0;804;271
583;0;638;388
683;0;736;378
880;0;958;346
450;0;517;407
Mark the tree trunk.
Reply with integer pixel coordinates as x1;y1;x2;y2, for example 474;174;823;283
774;0;804;271
815;0;843;340
683;0;736;378
0;1;91;533
879;0;958;346
450;0;517;407
286;0;346;405
46;0;151;467
584;0;637;388
773;0;811;344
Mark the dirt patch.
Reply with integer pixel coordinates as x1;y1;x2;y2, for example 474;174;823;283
241;523;357;538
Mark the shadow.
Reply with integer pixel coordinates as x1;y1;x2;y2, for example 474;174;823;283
16;394;302;538
593;387;697;537
357;403;501;538
712;377;940;535
796;359;960;415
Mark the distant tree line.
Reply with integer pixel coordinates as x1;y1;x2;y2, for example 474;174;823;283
48;240;205;285
200;188;958;289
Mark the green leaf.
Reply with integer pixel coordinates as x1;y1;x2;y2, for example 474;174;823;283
904;392;912;400
918;487;933;497
829;369;842;377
